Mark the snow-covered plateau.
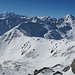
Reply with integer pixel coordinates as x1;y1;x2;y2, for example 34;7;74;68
0;11;75;75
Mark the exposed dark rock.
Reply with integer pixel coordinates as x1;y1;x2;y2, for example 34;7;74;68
62;66;70;72
53;71;63;75
34;67;54;75
52;64;61;68
51;50;53;53
28;73;31;75
71;59;75;74
2;72;5;74
34;69;38;75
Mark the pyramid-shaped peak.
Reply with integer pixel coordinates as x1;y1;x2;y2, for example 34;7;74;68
64;14;75;21
65;14;74;18
66;14;72;16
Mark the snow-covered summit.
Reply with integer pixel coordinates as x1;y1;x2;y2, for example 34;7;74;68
3;11;15;15
58;14;75;23
64;14;75;21
0;11;16;18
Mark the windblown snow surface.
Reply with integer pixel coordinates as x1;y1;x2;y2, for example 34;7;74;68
0;12;75;75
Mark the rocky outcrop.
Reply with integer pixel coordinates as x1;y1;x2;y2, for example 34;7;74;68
71;59;75;74
62;66;70;72
34;67;54;75
53;71;63;75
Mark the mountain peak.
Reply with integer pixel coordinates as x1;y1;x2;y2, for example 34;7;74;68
3;11;15;14
65;14;74;17
2;11;15;18
64;14;75;21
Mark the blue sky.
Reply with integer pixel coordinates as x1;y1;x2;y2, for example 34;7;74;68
0;0;75;18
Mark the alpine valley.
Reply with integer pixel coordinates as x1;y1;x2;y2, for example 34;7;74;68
0;11;75;75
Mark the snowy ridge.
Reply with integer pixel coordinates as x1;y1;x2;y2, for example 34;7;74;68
0;12;75;75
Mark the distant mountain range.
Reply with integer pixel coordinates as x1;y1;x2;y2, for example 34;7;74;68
0;11;75;75
0;11;75;40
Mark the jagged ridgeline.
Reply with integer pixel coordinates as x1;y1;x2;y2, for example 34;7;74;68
0;11;75;40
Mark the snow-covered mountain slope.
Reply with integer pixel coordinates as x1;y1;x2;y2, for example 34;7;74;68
0;26;74;75
0;12;75;75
